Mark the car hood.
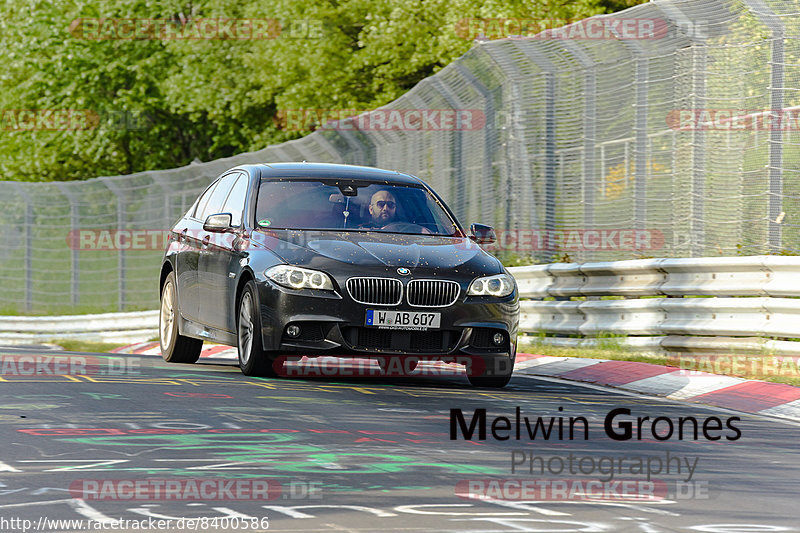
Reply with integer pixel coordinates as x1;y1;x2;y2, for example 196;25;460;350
252;229;501;274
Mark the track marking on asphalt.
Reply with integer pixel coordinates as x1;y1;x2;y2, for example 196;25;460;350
0;497;117;523
263;505;398;518
6;350;800;428
450;517;610;531
17;459;129;471
394;503;549;517
0;460;21;472
0;498;76;508
476;497;679;517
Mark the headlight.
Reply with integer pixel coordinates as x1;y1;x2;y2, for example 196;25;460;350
265;265;335;291
468;273;515;297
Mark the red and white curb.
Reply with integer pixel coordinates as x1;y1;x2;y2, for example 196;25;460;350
112;341;238;360
111;342;800;421
515;354;800;422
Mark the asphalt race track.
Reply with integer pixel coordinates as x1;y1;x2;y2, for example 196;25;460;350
0;347;798;533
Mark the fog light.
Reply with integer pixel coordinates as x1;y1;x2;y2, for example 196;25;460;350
286;324;301;338
492;332;505;346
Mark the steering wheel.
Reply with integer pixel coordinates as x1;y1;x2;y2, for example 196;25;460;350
380;222;427;233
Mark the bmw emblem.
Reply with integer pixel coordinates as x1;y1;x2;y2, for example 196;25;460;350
397;267;411;276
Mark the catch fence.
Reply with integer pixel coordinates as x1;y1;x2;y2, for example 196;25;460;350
2;0;800;313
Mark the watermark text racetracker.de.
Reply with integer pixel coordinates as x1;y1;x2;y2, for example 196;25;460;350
454;17;669;40
673;354;800;378
276;108;485;132
66;228;664;253
481;228;664;252
271;355;496;379
1;109;153;131
0;354;142;377
69;17;282;40
457;478;667;502
69;17;326;40
455;478;710;502
667;108;800;131
68;478;321;501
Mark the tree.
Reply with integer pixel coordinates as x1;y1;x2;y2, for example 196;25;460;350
0;0;647;181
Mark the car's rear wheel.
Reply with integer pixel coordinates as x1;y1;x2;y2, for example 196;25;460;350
467;350;515;388
237;280;278;377
160;271;203;363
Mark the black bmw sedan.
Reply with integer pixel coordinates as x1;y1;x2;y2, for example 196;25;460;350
158;162;519;387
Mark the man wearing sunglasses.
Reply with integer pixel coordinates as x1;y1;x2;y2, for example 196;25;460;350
367;190;399;227
360;189;433;234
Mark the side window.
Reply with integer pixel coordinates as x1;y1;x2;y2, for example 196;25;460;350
192;181;219;219
196;172;239;222
221;173;248;226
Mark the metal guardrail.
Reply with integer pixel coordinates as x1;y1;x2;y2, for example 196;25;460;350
509;255;800;355
2;255;799;354
0;311;158;345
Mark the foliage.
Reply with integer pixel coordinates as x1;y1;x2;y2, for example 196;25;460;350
0;0;646;182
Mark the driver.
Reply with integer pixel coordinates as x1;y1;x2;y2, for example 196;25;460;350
366;190;398;228
360;189;432;233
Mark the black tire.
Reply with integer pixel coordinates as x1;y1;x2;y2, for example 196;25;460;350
467;350;515;388
159;271;203;363
237;280;278;377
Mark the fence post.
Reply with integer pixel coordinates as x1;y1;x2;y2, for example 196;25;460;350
691;45;707;257
600;22;650;233
455;60;499;226
631;46;649;232
514;44;557;259
12;184;33;313
100;178;127;311
659;1;710;257
478;44;537;247
746;0;785;253
561;41;597;231
55;183;80;307
429;76;467;221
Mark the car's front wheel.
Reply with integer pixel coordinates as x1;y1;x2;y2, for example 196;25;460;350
159;271;203;363
237;280;278;377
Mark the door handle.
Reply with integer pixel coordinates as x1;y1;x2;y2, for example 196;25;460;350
201;235;210;248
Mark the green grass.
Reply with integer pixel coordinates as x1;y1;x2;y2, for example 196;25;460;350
518;336;670;364
52;339;134;353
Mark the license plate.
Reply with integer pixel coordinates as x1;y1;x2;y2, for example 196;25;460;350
365;310;441;330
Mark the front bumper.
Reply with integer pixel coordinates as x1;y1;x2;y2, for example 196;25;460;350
255;279;519;364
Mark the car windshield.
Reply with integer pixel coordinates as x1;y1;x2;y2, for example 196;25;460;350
255;178;460;236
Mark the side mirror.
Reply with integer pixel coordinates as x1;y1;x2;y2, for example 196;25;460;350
203;213;233;233
469;223;496;244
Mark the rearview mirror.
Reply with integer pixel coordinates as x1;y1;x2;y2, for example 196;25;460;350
469;223;496;244
203;213;233;233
